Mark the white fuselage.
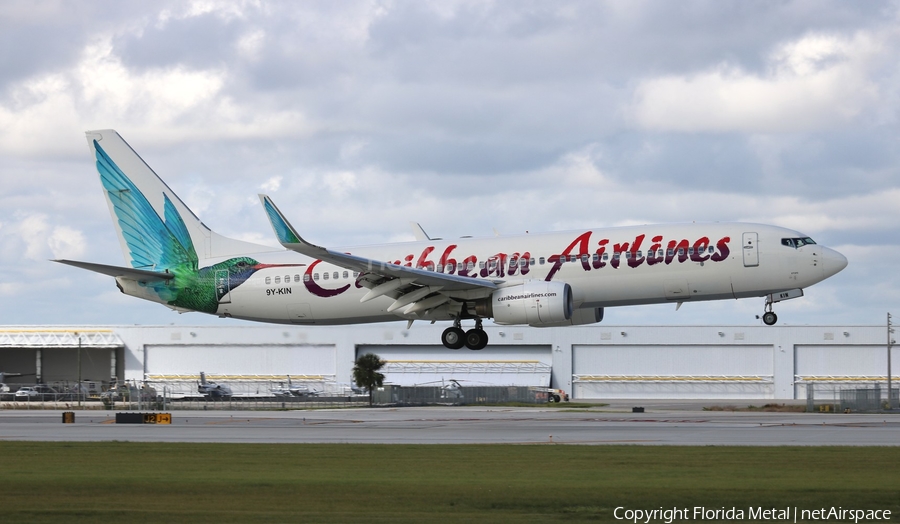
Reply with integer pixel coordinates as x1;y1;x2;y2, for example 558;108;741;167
194;222;844;325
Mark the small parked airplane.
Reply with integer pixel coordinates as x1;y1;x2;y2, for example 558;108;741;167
197;372;233;400
56;130;847;349
270;376;319;398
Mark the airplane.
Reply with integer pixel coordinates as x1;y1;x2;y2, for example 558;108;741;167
55;130;848;350
197;372;233;400
270;376;319;398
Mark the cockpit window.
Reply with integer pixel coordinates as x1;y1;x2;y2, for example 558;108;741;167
782;237;817;249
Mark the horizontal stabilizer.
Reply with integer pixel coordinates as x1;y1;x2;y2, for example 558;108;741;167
54;259;175;282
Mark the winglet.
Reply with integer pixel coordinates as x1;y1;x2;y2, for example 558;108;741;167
258;195;328;257
410;222;432;241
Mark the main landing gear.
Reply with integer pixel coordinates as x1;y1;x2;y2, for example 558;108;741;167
442;318;488;350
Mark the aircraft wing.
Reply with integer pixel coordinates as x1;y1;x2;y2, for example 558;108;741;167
54;259;175;282
259;195;501;312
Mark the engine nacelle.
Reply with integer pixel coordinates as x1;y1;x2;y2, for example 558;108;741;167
532;307;603;328
476;281;573;326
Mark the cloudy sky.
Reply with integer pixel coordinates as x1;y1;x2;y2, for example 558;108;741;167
1;0;897;328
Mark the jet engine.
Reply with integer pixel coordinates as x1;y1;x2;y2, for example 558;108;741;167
476;281;573;326
532;307;603;327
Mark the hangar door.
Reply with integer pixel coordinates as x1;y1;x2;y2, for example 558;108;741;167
145;344;336;377
357;345;552;387
573;345;774;399
794;344;892;398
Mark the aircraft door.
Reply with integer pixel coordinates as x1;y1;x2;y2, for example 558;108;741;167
742;232;759;267
215;269;231;303
288;303;314;324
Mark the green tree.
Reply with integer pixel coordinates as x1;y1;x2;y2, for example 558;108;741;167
352;353;386;406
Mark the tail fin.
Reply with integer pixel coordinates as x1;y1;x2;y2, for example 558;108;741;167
86;130;272;269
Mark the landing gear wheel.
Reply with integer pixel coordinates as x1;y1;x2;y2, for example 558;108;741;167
442;327;466;350
762;311;778;326
464;328;488;350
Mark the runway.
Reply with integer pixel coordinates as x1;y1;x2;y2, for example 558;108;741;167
1;405;899;445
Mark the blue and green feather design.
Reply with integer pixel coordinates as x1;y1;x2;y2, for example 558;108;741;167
94;140;267;313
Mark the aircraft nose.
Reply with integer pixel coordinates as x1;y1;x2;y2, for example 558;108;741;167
821;247;848;278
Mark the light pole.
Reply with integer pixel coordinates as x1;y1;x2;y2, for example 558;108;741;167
76;332;82;408
889;314;896;410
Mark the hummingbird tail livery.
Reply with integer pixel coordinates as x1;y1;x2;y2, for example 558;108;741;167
56;130;848;349
86;130;273;263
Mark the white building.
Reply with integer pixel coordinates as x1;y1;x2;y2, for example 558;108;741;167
0;323;893;400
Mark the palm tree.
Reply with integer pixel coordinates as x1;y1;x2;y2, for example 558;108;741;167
352;353;386;406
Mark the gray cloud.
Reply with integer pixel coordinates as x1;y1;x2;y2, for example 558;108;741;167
0;0;897;326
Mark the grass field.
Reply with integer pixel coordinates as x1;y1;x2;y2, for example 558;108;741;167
1;443;897;523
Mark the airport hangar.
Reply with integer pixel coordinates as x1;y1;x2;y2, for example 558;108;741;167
0;323;892;400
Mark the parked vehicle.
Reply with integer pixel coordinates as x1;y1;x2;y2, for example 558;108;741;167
14;385;60;401
14;386;39;400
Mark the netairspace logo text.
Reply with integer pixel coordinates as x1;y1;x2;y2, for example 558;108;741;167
614;506;891;523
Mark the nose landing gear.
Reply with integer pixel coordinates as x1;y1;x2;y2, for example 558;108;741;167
757;295;779;325
758;288;804;326
441;318;488;350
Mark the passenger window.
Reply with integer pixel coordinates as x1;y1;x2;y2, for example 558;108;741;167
592;253;599;262
467;262;474;270
688;248;694;255
343;271;348;279
436;264;443;273
313;273;319;281
353;272;359;277
636;251;642;258
294;275;301;283
333;272;339;279
285;275;290;282
265;276;271;285
275;276;281;284
581;254;588;262
667;249;674;257
530;258;535;266
479;261;485;269
708;247;714;254
322;272;329;280
625;252;632;259
602;254;609;261
539;257;545;265
520;259;528;267
303;274;310;282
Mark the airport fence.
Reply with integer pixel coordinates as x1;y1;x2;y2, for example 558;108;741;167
805;384;899;413
2;378;551;410
0;396;370;411
373;385;547;406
